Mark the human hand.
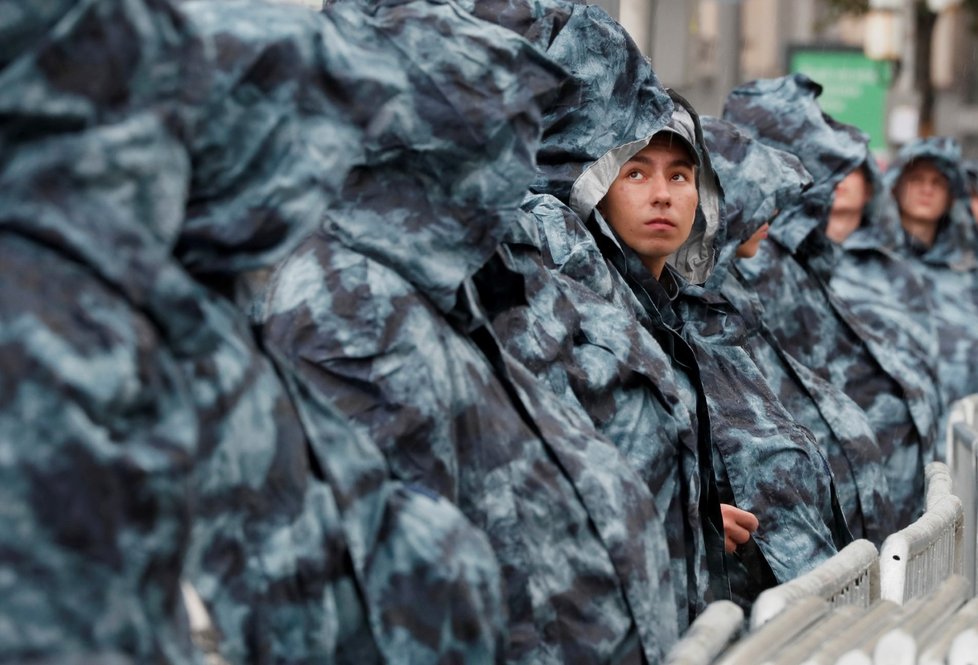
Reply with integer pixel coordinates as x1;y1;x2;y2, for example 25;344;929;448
720;503;759;553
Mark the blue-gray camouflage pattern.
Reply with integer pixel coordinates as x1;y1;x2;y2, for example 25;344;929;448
701;116;895;544
885;138;978;430
472;0;732;634
482;0;745;626
723;74;940;528
676;117;848;600
0;0;523;661
260;2;680;663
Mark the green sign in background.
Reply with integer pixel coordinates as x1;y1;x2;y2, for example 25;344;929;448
789;47;892;152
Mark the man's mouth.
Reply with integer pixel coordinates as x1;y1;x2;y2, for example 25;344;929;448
644;217;676;228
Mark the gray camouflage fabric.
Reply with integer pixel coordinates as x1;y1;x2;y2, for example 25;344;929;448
701;116;894;544
0;0;517;662
677;117;849;597
471;0;730;634
885;138;978;426
261;2;679;663
723;75;940;528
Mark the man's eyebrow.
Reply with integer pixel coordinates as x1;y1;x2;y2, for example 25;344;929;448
626;154;696;169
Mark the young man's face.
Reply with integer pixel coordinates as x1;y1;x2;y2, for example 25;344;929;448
598;136;698;278
827;168;870;243
895;160;950;226
970;194;978;225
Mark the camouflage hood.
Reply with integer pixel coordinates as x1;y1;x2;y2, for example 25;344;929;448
0;0;406;349
723;74;866;253
473;0;724;283
0;1;518;661
320;0;565;314
700;115;811;289
884;137;978;270
0;0;76;70
570;93;723;285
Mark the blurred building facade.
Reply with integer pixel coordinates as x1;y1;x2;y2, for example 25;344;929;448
590;0;978;158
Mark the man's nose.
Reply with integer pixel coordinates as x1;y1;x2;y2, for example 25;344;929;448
649;174;671;205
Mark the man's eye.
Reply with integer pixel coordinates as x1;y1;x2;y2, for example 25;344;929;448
627;170;644;180
672;172;690;182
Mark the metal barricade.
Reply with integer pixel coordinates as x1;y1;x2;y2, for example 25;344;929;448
664;600;743;665
750;539;879;630
949;421;978;597
925;461;953;511
715;597;830;665
880;495;964;604
918;596;978;665
870;575;969;665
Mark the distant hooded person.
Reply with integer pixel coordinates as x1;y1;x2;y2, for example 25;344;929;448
723;74;939;529
1;0;512;662
886;138;978;423
261;2;679;663
701;116;893;545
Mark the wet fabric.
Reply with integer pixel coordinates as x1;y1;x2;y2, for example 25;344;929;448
0;1;514;662
678;117;848;590
483;193;717;633
723;74;939;528
885;138;978;425
472;1;732;632
260;2;678;664
701;114;894;546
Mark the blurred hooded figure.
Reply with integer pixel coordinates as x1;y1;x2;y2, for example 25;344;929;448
261;1;677;663
886;138;978;423
0;0;516;662
701;117;894;544
673;116;853;597
724;75;941;528
471;0;730;631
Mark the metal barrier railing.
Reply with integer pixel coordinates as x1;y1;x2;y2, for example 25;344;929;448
924;461;953;511
949;420;978;596
750;539;880;630
879;492;964;605
664;600;744;665
869;575;969;664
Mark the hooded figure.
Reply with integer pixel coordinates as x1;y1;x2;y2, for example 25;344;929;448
0;1;509;662
471;0;728;633
700;116;893;544
673;117;851;601
478;0;844;617
261;2;676;663
885;138;978;425
724;75;940;528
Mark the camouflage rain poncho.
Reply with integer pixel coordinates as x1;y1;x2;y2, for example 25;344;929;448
674;117;849;601
261;2;677;663
724;75;939;528
701;116;894;544
468;0;728;633
885;138;978;423
0;1;511;662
